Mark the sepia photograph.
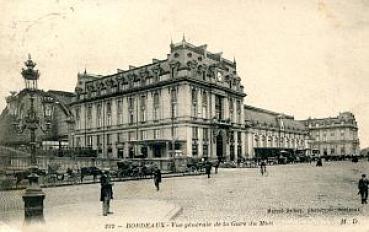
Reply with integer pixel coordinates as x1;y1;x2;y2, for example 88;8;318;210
0;0;368;231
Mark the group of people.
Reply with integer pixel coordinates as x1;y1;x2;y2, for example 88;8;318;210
100;166;162;216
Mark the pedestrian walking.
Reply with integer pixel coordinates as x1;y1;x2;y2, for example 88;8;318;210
153;167;162;191
358;174;369;204
214;160;220;174
100;169;114;216
260;160;267;176
205;161;212;178
316;158;323;167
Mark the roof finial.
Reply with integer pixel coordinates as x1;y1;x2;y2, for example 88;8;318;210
170;36;173;45
182;33;186;43
84;66;87;75
28;53;32;60
233;56;236;64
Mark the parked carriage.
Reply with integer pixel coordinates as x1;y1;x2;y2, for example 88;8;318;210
80;166;102;182
116;160;155;178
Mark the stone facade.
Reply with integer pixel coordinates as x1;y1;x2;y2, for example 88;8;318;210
244;105;310;158
303;112;360;156
70;39;246;161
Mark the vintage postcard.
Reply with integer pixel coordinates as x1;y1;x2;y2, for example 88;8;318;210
0;0;368;231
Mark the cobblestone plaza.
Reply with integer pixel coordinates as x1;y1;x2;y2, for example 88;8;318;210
1;161;369;231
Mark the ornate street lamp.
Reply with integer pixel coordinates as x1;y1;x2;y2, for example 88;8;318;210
12;55;53;223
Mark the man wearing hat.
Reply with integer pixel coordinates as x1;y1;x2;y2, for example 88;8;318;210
358;174;369;204
153;166;162;191
100;169;114;216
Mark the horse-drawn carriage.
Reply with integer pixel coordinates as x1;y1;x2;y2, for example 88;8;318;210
13;168;46;188
115;160;155;178
80;166;102;182
47;163;67;184
186;157;206;172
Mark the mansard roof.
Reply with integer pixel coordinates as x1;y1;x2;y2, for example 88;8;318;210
244;104;306;132
74;40;245;102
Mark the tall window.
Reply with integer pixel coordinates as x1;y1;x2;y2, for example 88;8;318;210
97;135;102;153
229;98;234;122
230;144;235;161
202;91;208;118
117;133;123;143
203;143;208;157
76;137;81;147
75;107;81;129
87;136;92;148
117;99;123;124
44;104;53;118
171;64;176;78
203;128;209;141
236;100;241;123
230;131;235;142
140;130;146;140
153;92;160;121
107;134;112;154
128;131;135;141
171;88;177;119
192;89;198;117
154;129;160;139
193;127;198;140
107;134;112;146
96;103;102;128
140;95;146;122
215;95;223;120
106;101;112;126
87;104;92;128
128;97;134;124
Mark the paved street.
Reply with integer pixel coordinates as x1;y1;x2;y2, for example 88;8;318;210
1;161;369;231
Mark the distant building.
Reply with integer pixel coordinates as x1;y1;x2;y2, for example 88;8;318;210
244;105;310;159
69;38;246;161
0;55;74;151
303;112;360;156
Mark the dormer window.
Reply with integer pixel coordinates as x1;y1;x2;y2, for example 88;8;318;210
217;71;223;81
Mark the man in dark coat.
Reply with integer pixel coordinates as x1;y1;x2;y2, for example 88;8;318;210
100;170;114;216
153;167;162;191
205;161;212;178
260;160;267;176
316;158;323;167
358;174;369;204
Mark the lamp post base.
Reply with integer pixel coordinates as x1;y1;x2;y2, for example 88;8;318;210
22;172;45;223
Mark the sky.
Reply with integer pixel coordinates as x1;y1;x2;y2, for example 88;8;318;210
0;0;368;147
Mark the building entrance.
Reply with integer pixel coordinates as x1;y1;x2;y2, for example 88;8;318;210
216;133;223;160
154;144;161;158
